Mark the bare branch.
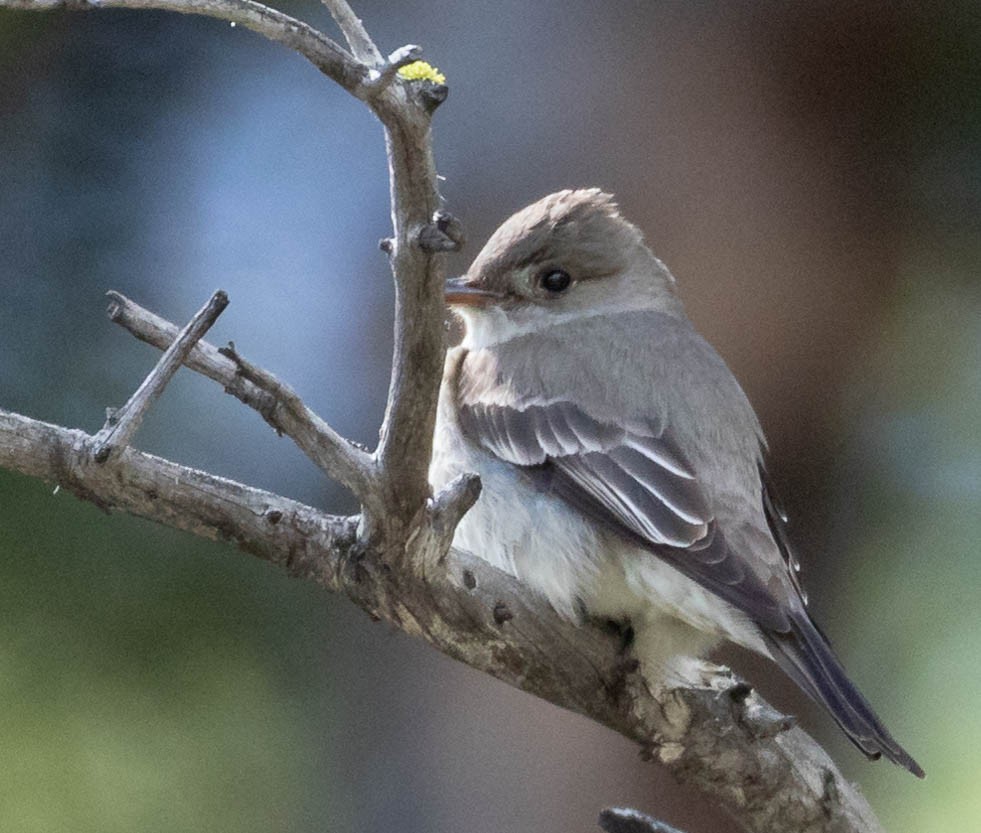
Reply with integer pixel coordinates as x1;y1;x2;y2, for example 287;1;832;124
105;292;377;503
320;0;382;66
1;0;451;572
372;127;448;536
0;407;886;833
0;0;368;97
90;290;228;462
0;410;355;583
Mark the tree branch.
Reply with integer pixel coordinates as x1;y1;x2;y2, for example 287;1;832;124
2;0;456;552
369;76;452;539
0;407;884;833
0;0;369;97
0;411;357;582
320;0;382;66
104;291;378;505
90;290;228;462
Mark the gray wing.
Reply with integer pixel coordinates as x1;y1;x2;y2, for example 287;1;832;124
458;397;926;775
457;398;789;630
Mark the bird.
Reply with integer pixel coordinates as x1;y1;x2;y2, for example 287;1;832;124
430;188;923;777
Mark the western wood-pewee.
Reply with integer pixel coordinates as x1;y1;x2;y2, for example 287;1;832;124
431;189;922;777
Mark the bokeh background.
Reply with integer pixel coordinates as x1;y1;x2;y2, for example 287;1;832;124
1;2;978;831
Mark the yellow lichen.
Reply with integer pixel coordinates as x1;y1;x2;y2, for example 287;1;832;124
397;61;446;85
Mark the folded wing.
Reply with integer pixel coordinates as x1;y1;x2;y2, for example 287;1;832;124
457;396;925;777
457;398;787;629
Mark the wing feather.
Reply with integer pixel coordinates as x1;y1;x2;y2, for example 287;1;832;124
623;433;696;479
606;445;708;525
456;398;791;630
459;401;710;548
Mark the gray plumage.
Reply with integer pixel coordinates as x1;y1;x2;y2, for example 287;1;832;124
431;189;923;777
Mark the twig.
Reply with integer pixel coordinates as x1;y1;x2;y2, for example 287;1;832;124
105;291;376;503
89;290;228;462
313;0;452;542
320;0;382;65
0;0;368;98
428;472;481;542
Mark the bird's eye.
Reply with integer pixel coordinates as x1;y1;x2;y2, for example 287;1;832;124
539;269;572;294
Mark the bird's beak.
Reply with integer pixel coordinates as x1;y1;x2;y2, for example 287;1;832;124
444;276;502;308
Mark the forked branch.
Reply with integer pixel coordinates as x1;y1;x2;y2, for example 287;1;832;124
104;291;377;503
90;291;229;462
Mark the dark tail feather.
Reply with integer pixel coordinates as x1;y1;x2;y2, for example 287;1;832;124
764;611;925;778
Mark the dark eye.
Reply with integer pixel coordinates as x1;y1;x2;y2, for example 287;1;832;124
539;269;572;294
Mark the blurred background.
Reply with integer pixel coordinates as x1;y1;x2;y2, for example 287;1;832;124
0;1;978;831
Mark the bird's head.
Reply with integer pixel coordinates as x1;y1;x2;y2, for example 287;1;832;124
445;189;682;348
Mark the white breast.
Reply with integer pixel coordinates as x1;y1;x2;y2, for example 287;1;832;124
431;389;604;618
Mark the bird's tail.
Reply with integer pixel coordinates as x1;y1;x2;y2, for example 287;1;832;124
764;611;925;778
